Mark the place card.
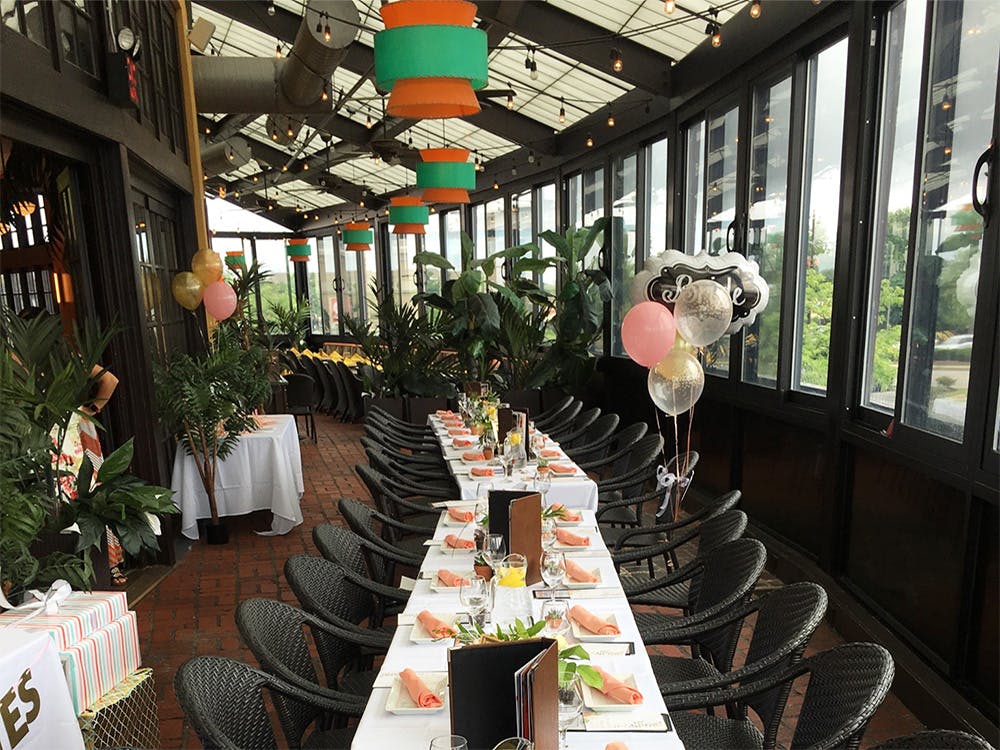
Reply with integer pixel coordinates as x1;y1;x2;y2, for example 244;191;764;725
577;641;634;657
399;576;417;592
560;587;622;600
431;500;479;508
581;712;671;733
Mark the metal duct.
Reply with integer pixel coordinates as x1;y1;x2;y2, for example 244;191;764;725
201;137;252;178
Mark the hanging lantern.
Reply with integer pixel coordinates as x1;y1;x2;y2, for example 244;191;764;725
417;148;476;204
374;1;488;119
225;250;245;268
343;222;373;251
389;196;429;235
286;237;312;263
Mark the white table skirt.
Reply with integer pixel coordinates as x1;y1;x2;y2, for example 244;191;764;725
351;509;684;750
429;416;600;511
171;414;304;540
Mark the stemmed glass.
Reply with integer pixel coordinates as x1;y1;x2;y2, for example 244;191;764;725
533;467;552;502
541;517;557;551
540;550;566;590
430;736;469;750
459;575;491;628
557;677;584;749
483;533;506;572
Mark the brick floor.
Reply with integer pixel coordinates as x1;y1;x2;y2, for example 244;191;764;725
136;413;924;749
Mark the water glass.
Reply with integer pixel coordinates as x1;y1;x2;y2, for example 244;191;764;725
430;736;469;750
484;533;506;569
541;599;570;638
459;575;490;628
541;517;557;551
476;480;495;504
540;550;566;589
533;469;552;500
557;677;583;749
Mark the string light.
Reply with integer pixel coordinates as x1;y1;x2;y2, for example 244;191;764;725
492;180;500;190
252;175;259;183
286;126;294;137
324;22;331;43
750;0;762;18
267;1;275;15
529;58;538;81
321;81;329;101
607;109;615;127
586;133;594;148
610;47;623;73
664;0;676;13
281;164;288;172
366;112;373;128
271;128;279;141
302;161;309;170
506;82;514;110
275;43;282;59
558;98;566;124
315;15;322;34
708;11;722;47
528;150;535;164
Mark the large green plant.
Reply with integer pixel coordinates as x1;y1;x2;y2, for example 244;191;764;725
493;295;553;391
154;326;271;528
537;218;611;388
0;309;176;602
415;232;557;381
344;288;458;398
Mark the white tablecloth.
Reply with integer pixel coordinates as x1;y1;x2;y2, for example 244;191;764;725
351;509;684;750
429;416;600;511
0;630;85;750
171;414;304;540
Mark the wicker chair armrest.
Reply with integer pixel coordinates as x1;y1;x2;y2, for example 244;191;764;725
659;658;808;711
360;538;425;568
375;513;435;537
660;646;806;698
265;674;369;717
623;558;701;596
597;464;658;493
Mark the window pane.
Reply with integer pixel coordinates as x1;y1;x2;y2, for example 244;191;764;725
254;238;295;318
611;153;637;357
312;236;338;335
361;244;378;327
742;76;792;387
583;167;605;353
443;210;462;272
305;240;323;335
901;1;998;440
513;189;532;245
646;137;668;256
484;198;505;283
340;240;363;327
537;183;557;295
473;204;486;259
793;39;849;394
683;121;705;253
392;233;418;306
566;174;582;227
862;0;927;413
422;215;442;296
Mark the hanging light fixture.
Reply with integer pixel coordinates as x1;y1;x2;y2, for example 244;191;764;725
321;81;329;101
558;98;566;124
607;108;615;127
492;179;499;190
275;43;282;59
315;14;322;34
225;250;245;268
610;47;623;73
286;238;312;263
267;1;276;16
506;82;514;110
365;111;373;128
707;12;722;47
750;0;762;19
374;0;488;118
343;222;373;251
389;196;430;235
529;58;538;80
417;147;476;203
664;0;676;13
586;133;594;148
324;21;332;43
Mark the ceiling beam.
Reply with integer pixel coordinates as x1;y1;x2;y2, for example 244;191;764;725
475;1;672;96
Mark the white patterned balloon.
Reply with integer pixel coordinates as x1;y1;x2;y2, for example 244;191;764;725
629;270;654;305
673;279;733;347
647;350;705;416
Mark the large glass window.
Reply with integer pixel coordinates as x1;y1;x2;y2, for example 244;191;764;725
308;236;337;335
390;233;419;306
513;190;532;246
646;138;668;257
792;38;849;394
473;203;487;259
442;210;462;273
422;214;442;296
742;75;792;387
705;106;739;256
611;153;637;357
683;121;705;253
340;241;366;325
537;183;557;295
483;198;505;283
252;238;295;317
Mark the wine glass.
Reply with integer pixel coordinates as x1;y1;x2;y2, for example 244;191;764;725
430;736;469;750
557;677;584;749
459;575;490;628
541;599;570;638
476;480;494;505
541;517;557;551
484;533;506;571
533;467;552;502
540;550;566;589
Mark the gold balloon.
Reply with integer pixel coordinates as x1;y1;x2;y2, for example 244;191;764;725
172;272;205;311
673;331;697;355
191;248;223;285
648;349;705;416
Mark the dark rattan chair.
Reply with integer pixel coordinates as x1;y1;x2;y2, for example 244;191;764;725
338;496;433;554
562;413;620;456
870;731;997;750
175;655;359;749
665;642;895;750
285;373;317;443
534;395;575;428
547;406;601;442
594;434;665;527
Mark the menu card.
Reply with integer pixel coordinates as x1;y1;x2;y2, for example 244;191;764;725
488;490;542;585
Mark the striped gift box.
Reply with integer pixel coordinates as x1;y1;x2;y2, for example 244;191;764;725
0;591;128;650
61;611;141;714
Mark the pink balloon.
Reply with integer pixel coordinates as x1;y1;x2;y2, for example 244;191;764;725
621;301;676;368
203;280;237;321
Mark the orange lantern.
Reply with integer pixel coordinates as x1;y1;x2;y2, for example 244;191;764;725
343;222;373;251
389;196;430;235
417;147;476;204
286;238;311;262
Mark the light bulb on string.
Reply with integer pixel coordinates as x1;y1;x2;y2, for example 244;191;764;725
664;0;676;13
586;133;594;148
321;81;329;101
750;0;762;18
267;1;275;15
607;109;615;127
492;180;499;190
366;112;373;128
315;15;322;33
506;82;514;110
610;47;623;73
286;126;294;137
324;23;331;43
558;98;566;124
275;43;282;59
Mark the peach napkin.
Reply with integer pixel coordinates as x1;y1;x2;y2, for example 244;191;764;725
462;451;486;462
540;449;561;458
447;507;474;523
550;503;581;522
435;410;454;417
453;438;475;448
416;610;456;639
443;419;463;427
570;605;620;636
470;466;494;477
565;559;598;583
448;428;471;436
605;743;629;750
549;463;577;474
592;666;643;704
444;534;475;549
556;528;590;546
436;569;470;587
400;668;442;708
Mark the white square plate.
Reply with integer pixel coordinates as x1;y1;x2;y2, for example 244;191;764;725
429;570;476;592
563;568;602;589
385;672;448;714
440;539;477;554
569;611;620;642
580;673;643;712
409;613;460;644
553;516;584;527
552;536;593;551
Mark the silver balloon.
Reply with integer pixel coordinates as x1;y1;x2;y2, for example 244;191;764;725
647;350;705;416
629;270;654;305
673;279;733;347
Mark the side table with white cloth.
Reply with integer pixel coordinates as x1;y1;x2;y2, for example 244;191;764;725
171;414;304;540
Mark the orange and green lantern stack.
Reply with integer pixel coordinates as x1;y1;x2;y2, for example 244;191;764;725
225;250;245;268
286;238;311;263
343;222;373;251
389;196;430;235
417;147;476;204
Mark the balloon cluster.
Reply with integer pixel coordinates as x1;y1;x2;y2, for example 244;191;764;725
171;248;237;321
621;279;734;417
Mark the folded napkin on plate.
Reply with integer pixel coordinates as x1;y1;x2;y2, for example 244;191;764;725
436;570;470;587
470;466;494;477
435;410;454;417
448;428;471;436
550;503;581;522
605;743;629;750
416;611;456;639
462;451;486;462
556;528;590;546
447;507;474;523
443;419;463;426
570;605;619;636
592;666;643;704
549;463;577;474
539;449;561;458
453;438;476;448
400;668;443;708
565;559;598;583
444;534;475;549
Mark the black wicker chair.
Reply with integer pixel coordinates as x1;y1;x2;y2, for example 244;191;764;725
535;399;583;435
337;498;425;582
870;731;997;750
547;406;601;442
319;360;341;415
665;642;895;750
597;450;700;538
355;464;443;522
593;434;665;527
328;359;350;421
285;373;317;443
577;423;650;479
366;407;436;437
562;413;620;456
175;655;360;749
338;496;433;553
335;362;364;422
533;395;576;428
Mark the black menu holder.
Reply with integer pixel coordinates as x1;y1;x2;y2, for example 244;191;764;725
497;407;514;440
448;639;558;750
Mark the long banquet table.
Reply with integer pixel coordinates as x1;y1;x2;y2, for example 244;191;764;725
350;506;685;749
428;414;600;511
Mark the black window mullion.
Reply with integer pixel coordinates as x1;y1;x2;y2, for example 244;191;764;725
635;142;649;270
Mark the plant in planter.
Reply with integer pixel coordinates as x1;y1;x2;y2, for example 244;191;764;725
154;326;271;543
493;294;554;393
0;309;176;602
265;299;310;351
